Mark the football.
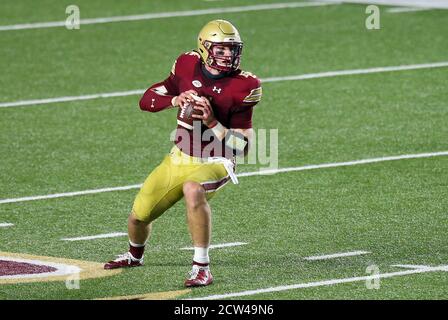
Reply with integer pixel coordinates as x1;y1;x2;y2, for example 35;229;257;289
176;95;204;130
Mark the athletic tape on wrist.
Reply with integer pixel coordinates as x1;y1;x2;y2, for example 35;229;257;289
211;121;226;141
225;133;248;153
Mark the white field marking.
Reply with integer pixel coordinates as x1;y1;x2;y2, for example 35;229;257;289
392;264;432;269
387;7;432;13
260;62;448;83
0;2;338;32
304;250;370;261
1;151;448;205
61;232;127;241
237;151;448;178
2;61;448;109
180;242;248;250
0;223;14;228
0;90;145;108
189;264;448;300
325;0;448;9
0;184;142;205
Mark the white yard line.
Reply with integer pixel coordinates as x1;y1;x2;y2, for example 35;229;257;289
260;62;448;83
1;61;447;109
1;151;447;205
0;184;142;205
387;7;432;13
0;223;14;228
304;250;370;260
0;2;337;32
0;90;145;109
61;232;127;241
325;0;448;9
392;264;432;269
237;151;448;177
189;264;448;300
180;242;248;250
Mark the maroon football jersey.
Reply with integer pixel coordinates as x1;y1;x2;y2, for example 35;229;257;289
139;51;262;158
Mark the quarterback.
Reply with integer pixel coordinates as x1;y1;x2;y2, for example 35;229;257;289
104;20;262;287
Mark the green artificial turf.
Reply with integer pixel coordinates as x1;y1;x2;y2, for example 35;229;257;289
0;0;447;300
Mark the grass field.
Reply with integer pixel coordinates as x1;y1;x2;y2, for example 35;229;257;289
0;0;447;300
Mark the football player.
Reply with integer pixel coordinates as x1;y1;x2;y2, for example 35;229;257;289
104;19;262;287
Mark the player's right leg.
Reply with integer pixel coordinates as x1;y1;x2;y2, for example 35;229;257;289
103;212;151;269
104;152;184;269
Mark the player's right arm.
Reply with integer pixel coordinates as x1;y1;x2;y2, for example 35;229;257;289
139;71;178;112
139;53;202;112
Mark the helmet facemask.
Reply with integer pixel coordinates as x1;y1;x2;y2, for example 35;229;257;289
202;40;243;72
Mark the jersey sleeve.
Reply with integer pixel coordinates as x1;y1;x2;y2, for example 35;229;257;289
139;57;182;112
229;74;262;129
139;52;201;112
229;106;254;129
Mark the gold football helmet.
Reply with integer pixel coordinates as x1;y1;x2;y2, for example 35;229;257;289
197;19;243;72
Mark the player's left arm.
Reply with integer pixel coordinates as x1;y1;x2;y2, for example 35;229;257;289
193;102;254;156
193;78;261;156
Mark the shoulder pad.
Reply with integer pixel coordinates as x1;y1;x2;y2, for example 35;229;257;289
243;86;262;104
238;70;258;80
171;51;201;75
238;70;262;104
183;51;201;59
171;51;200;75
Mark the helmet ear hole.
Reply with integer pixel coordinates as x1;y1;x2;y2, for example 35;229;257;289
203;41;211;49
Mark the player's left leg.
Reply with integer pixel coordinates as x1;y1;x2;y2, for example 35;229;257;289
182;160;230;287
183;181;214;287
184;181;211;248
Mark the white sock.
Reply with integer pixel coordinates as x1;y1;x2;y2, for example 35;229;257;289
129;240;145;247
193;246;210;265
